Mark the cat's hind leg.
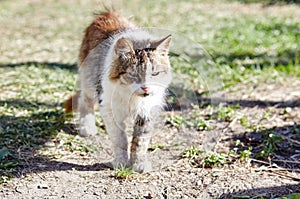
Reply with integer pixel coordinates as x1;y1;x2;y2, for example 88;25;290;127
78;90;98;137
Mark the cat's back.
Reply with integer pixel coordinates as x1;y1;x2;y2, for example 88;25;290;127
78;12;135;65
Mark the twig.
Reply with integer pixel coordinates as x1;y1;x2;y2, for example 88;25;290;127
249;158;272;165
36;172;46;181
270;170;300;182
212;167;300;181
212;167;300;173
272;159;300;165
253;167;300;172
282;136;300;146
227;117;238;129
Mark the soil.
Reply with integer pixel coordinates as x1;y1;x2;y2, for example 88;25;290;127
1;79;300;199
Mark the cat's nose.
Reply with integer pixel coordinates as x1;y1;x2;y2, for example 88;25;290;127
141;86;149;92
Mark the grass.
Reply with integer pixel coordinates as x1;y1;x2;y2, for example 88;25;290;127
181;146;228;167
114;165;137;180
215;104;239;122
0;0;299;192
166;106;211;131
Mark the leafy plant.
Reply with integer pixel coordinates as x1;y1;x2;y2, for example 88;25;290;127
216;104;239;122
239;117;249;128
204;152;227;166
239;147;252;161
114;165;136;179
257;132;283;158
166;115;185;128
166;114;211;131
191;118;212;131
181;146;228;167
181;146;204;159
149;144;164;152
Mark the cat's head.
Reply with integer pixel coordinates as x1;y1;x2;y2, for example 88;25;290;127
109;35;172;97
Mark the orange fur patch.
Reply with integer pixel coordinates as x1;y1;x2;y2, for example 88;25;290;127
78;12;135;65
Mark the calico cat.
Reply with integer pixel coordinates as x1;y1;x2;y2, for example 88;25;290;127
65;12;172;172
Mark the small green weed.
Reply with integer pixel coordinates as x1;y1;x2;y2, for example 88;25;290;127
230;140;253;162
240;110;272;131
181;146;228;167
166;115;185;128
204;152;227;166
166;114;211;131
239;117;249;128
239;117;259;132
216;104;239;122
257;132;283;158
239;147;252;161
114;165;136;179
181;146;204;159
190;117;212;131
166;104;211;131
149;144;164;152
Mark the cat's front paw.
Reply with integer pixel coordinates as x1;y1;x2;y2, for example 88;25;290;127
132;160;152;173
79;114;98;137
112;157;130;169
79;124;98;137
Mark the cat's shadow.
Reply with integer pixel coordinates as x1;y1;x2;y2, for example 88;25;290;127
24;157;112;173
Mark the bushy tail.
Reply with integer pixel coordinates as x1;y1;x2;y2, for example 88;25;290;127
64;92;79;113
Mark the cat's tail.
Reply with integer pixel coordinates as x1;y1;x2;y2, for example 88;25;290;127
64;92;79;113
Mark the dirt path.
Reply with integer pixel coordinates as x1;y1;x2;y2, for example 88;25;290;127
1;78;299;199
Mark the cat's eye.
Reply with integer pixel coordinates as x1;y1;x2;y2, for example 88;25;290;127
119;71;126;76
151;72;160;76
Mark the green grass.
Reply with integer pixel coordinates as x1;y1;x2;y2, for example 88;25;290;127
181;146;228;167
127;0;300;90
215;104;239;122
0;0;299;184
166;105;211;131
114;165;137;179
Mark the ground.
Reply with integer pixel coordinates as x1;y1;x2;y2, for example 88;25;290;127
0;0;299;198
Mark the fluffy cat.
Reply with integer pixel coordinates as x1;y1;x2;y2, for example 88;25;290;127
65;12;172;172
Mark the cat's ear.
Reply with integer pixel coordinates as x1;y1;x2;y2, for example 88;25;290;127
114;38;134;56
152;34;172;55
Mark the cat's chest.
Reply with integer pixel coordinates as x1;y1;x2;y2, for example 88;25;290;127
101;91;161;118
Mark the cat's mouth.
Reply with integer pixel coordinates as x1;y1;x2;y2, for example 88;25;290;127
136;92;152;97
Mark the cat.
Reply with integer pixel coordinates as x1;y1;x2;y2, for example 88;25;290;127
65;12;172;173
